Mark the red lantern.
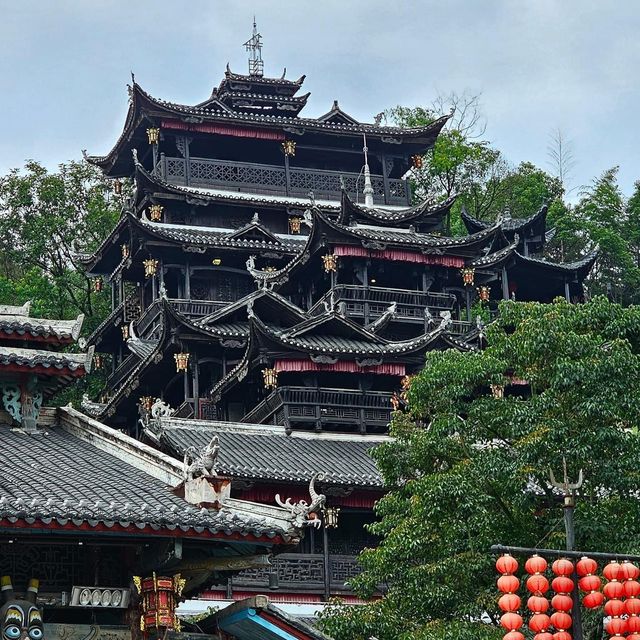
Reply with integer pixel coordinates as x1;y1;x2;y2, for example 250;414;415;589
582;591;604;609
551;576;574;594
604;562;624;582
528;595;550;613
552;559;574;577
499;575;521;594
526;555;549;575
576;557;597;577
552;633;571;640
604;581;624;600
503;633;525;640
627;599;640;615
497;554;519;575
527;575;550;595
605;617;627;636
629;634;640;640
627;616;640;633
625;580;640;598
501;612;524;631
604;599;625;617
550;611;572;631
534;634;554;640
623;561;640;580
551;594;573;612
578;575;601;592
499;594;521;612
529;614;552;633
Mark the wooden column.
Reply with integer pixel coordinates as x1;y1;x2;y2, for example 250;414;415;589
381;154;390;206
284;153;291;196
185;263;191;299
322;524;331;601
565;281;571;302
501;267;510;300
193;353;200;418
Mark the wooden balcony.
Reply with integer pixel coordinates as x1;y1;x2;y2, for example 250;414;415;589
309;285;457;324
229;553;360;595
155;155;411;206
241;386;393;433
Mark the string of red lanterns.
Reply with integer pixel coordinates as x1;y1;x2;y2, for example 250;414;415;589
496;554;640;640
496;554;524;640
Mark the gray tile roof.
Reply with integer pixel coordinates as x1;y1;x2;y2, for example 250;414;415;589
148;418;385;488
0;346;92;372
0;311;84;342
0;410;298;542
137;217;305;253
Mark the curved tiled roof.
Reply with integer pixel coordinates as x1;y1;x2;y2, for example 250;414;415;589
148;417;385;488
0;411;297;542
461;204;548;235
0;314;84;342
338;190;456;227
0;345;92;373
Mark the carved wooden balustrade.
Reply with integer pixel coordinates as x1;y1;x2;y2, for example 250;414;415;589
230;553;361;595
155;155;410;205
241;386;393;433
309;285;457;324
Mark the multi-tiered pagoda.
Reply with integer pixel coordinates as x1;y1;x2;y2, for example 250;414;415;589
81;29;596;604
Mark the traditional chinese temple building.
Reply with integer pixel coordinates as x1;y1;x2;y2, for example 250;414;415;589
79;25;596;605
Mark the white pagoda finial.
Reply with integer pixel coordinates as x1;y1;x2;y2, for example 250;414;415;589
362;133;374;208
244;17;264;77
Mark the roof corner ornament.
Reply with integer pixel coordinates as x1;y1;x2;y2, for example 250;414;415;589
373;112;384;127
438;310;452;331
150;397;174;419
183;436;220;482
243;17;264;77
362;133;374;208
276;473;326;529
302;208;313;229
424;307;434;328
308;190;316;206
251;211;260;224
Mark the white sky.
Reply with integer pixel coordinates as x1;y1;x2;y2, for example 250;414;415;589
0;0;638;196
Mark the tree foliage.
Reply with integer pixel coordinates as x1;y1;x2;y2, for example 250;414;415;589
320;297;640;640
0;160;119;327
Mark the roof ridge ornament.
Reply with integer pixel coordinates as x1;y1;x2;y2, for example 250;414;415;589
275;473;326;529
243;17;264;77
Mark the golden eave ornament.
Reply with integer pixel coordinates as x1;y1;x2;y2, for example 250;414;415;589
174;352;189;372
281;140;296;156
147;127;160;145
461;267;475;287
322;254;338;273
149;204;164;222
262;367;278;390
289;216;302;234
143;258;159;278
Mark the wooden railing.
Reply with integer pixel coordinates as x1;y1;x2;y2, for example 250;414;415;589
230;553;360;594
155;155;410;205
106;352;140;391
242;386;393;432
168;298;228;318
309;285;457;323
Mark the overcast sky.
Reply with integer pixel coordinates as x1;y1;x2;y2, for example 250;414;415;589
1;1;638;197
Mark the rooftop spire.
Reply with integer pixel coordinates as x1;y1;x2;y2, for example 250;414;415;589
362;133;374;208
243;17;264;77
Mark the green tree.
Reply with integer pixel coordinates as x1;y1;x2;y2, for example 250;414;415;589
320;297;640;640
0;159;119;330
548;168;640;304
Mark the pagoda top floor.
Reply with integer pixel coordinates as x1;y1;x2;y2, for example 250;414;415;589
85;63;449;206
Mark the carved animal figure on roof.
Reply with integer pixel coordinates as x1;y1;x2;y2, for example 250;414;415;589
275;473;326;529
1;577;44;640
183;436;220;481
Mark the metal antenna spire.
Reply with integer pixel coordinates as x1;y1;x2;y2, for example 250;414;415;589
243;17;264;77
362;133;374;208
